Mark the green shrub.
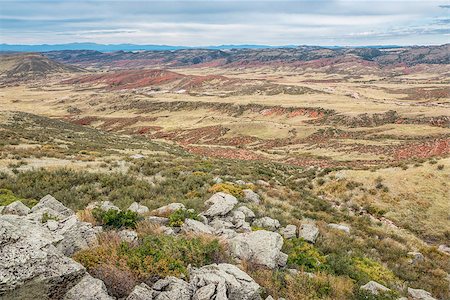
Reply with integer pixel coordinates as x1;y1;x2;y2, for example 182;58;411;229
74;232;227;281
0;189;37;207
92;209;140;229
168;208;200;227
41;212;59;223
355;288;398;300
208;183;244;198
284;238;327;272
352;257;397;286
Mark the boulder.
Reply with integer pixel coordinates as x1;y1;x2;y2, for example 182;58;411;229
193;283;215;300
212;176;223;184
252;217;280;231
159;225;175;236
26;206;65;222
236;206;255;219
118;230;138;243
55;215;99;256
360;281;390;295
46;220;59;231
2;201;30;216
298;223;319;243
407;288;437;300
0;215;85;299
127;283;154;300
209;218;235;231
407;251;424;263
31;195;74;218
327;223;350;234
256;180;270;187
438;244;450;255
230;230;286;269
181;219;215;235
190;263;261;300
87;201;120;212
152;277;192;300
235;180;247;185
203;193;238;218
129;154;145;159
128;202;149;215
280;224;297;239
152;203;185;216
147;216;169;225
63;274;114;300
243;189;260;204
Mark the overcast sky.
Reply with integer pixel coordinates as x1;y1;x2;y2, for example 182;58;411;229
1;0;449;46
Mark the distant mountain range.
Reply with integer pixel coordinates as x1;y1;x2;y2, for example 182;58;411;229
0;42;407;52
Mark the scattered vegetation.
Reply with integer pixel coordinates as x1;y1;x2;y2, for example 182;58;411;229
168;208;200;227
92;208;140;229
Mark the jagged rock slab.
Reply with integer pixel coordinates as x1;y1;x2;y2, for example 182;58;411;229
63;274;114;300
31;194;74;218
203;193;238;218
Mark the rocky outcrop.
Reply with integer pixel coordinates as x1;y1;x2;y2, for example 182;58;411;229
360;281;390;295
128;202;149;215
181;218;215;235
298;223;319;243
126;283;153;300
0;214;85;299
230;230;286;269
152;276;192;300
280;224;297;239
243;189;260;204
119;229;139;243
152;203;186;216
87;201;120;212
252;217;280;231
407;288;437;300
327;223;350;234
190;263;261;300
235;206;255;220
31;194;74;218
54;215;99;256
2;201;30;216
63;274;114;300
203;193;238;218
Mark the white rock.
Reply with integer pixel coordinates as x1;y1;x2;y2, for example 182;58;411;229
327;223;350;234
360;281;391;295
55;215;99;256
230;230;285;269
152;203;185;216
212;176;223;184
127;282;153;300
152;276;192;300
2;201;30;216
243;189;260;204
280;224;297;239
193;283;215;300
147;216;169;225
87;201;120;211
408;287;437;300
119;229;138;243
252;217;280;231
46;219;59;231
159;225;175;235
256;180;270;187
235;180;247;185
407;251;424;263
64;274;114;300
298;223;319;243
438;244;450;255
181;219;215;235
190;263;261;300
129;154;145;159
203;193;238;218
31;194;74;217
236;206;255;219
128;202;149;215
0;215;85;298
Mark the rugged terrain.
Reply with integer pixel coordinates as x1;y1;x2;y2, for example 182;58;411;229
0;45;449;300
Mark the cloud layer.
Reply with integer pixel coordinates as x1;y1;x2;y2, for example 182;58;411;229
1;0;449;45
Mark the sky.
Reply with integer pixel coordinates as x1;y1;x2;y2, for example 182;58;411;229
0;0;449;46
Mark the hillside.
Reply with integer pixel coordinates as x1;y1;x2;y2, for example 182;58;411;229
0;53;83;83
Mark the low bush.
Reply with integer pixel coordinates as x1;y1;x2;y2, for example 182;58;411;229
284;238;327;272
74;231;228;295
0;188;37;207
208;183;244;198
92;209;140;229
167;208;200;227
